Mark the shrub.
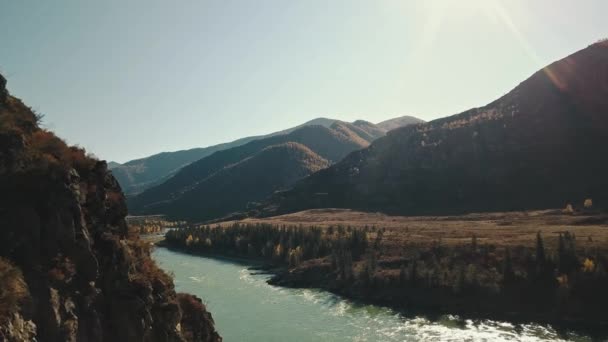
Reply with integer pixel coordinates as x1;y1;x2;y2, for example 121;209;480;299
583;258;595;272
0;258;29;322
126;239;173;295
177;293;213;341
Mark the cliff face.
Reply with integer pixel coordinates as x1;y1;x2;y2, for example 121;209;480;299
264;42;608;216
0;74;221;341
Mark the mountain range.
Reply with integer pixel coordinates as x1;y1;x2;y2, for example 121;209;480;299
111;116;422;195
261;41;608;216
127;118;421;221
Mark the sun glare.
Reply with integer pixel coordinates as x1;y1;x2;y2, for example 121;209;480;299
418;0;541;66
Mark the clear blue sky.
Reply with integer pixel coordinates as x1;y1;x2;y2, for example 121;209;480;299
1;1;606;163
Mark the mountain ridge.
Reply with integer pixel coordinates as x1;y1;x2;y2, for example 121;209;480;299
139;142;330;222
376;115;424;132
260;42;608;217
113;116;422;195
127;121;388;220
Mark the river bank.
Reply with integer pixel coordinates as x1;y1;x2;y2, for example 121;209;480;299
267;258;608;336
161;241;607;340
160;209;608;339
153;247;591;341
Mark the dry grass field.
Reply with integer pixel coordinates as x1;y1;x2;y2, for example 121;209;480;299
222;208;608;252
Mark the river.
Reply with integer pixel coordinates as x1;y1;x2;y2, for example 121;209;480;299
153;247;589;342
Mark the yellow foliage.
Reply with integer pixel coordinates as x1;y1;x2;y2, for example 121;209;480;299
583;258;595;272
185;234;194;246
274;244;284;258
584;198;593;208
556;274;569;288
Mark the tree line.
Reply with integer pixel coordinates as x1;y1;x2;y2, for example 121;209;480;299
165;223;608;329
165;223;368;268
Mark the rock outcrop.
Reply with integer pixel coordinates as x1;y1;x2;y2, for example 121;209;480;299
0;75;221;341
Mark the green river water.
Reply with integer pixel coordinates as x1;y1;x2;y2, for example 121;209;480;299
153;248;591;342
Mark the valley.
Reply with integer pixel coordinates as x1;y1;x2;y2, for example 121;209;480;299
128;118;422;222
157;207;608;339
153;247;587;341
2;2;607;339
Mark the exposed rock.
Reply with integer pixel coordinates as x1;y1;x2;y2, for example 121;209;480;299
0;313;37;342
0;74;221;341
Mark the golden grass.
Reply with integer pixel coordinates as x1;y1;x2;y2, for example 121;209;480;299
221;208;608;252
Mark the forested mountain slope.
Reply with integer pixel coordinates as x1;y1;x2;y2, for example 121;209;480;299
263;42;608;216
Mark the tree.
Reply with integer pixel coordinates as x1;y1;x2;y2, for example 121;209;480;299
582;258;595;273
409;260;418;286
535;231;545;264
502;248;515;287
471;234;478;252
185;234;194;246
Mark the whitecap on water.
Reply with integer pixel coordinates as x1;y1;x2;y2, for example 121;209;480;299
398;316;572;342
331;300;350;317
298;289;323;304
188;276;205;282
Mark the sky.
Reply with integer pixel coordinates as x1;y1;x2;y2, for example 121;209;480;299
1;1;606;163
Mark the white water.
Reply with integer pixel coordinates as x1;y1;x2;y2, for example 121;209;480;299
153;248;590;342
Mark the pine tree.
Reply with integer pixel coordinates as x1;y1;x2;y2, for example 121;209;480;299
535;231;545;264
502;248;515;287
409;260;418;286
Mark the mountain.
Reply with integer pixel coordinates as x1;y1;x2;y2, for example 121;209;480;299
136;143;329;221
0;74;220;341
128;121;383;220
113;116;421;195
262;42;608;217
107;161;121;169
110;117;335;195
376;115;425;132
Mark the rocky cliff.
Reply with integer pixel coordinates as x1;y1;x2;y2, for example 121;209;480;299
0;74;221;341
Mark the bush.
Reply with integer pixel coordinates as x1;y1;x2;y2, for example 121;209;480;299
126;239;173;294
0;258;29;322
177;293;216;341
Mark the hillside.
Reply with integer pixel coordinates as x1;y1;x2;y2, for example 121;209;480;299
107;161;121;168
263;42;608;216
127;123;365;219
110;117;336;195
110;140;255;195
113;116;421;195
376;115;425;132
135;143;329;221
0;75;220;341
